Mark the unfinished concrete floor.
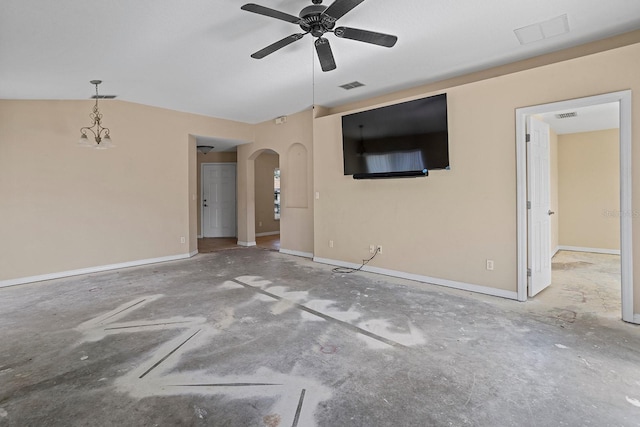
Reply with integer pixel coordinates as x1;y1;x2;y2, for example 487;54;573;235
537;250;623;321
1;248;639;426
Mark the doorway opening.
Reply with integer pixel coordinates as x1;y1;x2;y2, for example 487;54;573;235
193;135;245;254
515;91;634;323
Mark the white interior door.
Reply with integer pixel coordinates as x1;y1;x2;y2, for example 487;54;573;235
202;163;237;238
527;116;552;296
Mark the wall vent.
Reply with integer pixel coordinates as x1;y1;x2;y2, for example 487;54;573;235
339;81;365;90
555;112;577;119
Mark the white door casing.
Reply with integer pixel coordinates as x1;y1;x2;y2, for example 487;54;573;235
202;163;237;238
515;91;634;323
527;116;552;296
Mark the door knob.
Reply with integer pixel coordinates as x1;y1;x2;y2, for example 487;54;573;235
548;210;555;215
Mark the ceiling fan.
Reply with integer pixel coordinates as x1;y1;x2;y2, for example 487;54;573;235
241;0;398;72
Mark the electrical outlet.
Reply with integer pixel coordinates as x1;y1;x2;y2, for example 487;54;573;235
376;245;382;254
259;221;262;227
369;245;375;254
180;236;186;244
486;259;494;270
329;240;334;248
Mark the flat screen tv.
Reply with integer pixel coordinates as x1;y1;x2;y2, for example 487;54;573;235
342;93;449;179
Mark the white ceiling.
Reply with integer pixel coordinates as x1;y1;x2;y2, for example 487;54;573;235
1;0;640;124
195;135;246;152
539;102;619;134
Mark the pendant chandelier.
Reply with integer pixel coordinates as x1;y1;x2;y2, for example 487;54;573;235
77;80;114;149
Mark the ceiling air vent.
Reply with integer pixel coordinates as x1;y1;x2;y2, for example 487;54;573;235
339;81;365;90
555;112;578;119
514;14;570;45
91;95;117;99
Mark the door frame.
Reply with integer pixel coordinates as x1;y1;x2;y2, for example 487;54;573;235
515;90;634;323
200;162;237;238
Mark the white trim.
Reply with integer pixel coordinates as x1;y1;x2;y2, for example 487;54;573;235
189;250;199;257
516;90;633;322
619;92;635;323
280;249;313;258
634;314;640;325
256;231;280;237
313;257;518;300
516;106;528;302
552;246;560;257
557;245;620;255
0;252;197;289
237;241;256;247
197;234;203;238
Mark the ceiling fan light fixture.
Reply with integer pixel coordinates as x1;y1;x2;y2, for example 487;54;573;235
197;145;214;154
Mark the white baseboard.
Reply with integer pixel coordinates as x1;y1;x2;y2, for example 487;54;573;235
237;241;256;247
280;249;313;258
633;314;640;325
557;245;621;255
313;257;518;300
552;246;560;257
0;252;198;289
197;234;203;239
189;250;198;257
256;231;280;237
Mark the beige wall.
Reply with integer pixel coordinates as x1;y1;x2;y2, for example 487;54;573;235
550;129;559;254
313;41;640;313
196;151;237;236
558;129;620;250
2;32;640;315
237;109;313;254
254;152;280;235
0;100;252;281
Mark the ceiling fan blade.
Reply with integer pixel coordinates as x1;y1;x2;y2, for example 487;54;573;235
334;26;398;47
251;33;306;59
315;37;337;72
241;3;301;24
323;0;365;21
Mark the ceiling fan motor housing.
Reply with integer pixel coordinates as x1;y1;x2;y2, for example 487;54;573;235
299;4;335;37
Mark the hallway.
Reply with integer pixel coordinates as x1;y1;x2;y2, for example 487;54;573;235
198;235;280;253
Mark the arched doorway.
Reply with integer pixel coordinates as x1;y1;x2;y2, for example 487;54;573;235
254;150;281;251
